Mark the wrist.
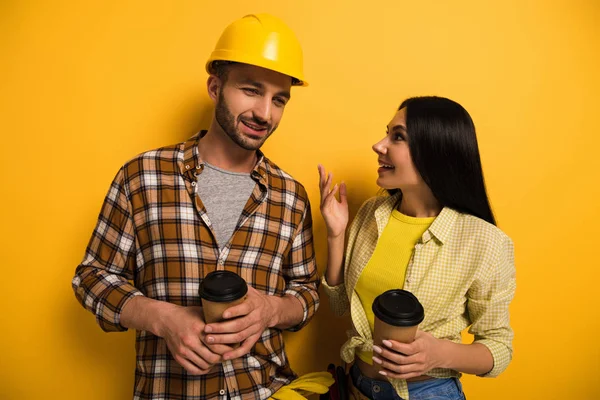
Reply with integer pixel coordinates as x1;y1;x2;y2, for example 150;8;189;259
151;301;179;337
435;338;453;369
265;295;281;328
325;270;344;286
327;233;345;242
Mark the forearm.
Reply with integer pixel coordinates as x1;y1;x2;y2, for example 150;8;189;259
325;235;345;286
120;295;178;336
267;294;305;330
438;340;494;376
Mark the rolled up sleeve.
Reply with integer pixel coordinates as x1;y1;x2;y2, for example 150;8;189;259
320;276;350;317
468;236;516;377
283;202;320;332
72;167;143;332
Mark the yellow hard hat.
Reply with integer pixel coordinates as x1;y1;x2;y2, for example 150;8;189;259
206;14;307;87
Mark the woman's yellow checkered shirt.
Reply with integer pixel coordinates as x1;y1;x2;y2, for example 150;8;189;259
322;193;516;399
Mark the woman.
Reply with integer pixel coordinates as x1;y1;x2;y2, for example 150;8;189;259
319;96;515;400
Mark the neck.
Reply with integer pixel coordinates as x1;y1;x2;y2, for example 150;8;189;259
398;186;442;218
198;118;258;173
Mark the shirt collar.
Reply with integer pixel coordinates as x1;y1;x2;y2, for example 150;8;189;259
179;131;269;186
180;132;203;178
374;193;459;245
423;207;459;244
374;193;401;237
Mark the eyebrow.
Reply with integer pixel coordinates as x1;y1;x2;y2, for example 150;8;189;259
386;125;407;133
239;79;291;100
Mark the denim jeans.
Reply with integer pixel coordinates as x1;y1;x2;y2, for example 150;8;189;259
350;364;466;400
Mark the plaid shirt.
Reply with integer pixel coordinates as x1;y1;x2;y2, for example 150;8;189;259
72;132;320;400
322;193;515;400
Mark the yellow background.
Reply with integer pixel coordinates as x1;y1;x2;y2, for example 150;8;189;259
1;1;599;399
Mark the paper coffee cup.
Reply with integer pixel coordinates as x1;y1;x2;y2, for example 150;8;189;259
199;270;248;324
372;289;425;347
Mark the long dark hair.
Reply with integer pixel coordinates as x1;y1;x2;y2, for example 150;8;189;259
390;96;496;225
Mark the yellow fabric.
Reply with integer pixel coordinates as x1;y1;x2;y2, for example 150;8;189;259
355;210;434;364
322;193;516;400
269;372;335;399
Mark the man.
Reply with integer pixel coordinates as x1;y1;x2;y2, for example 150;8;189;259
72;14;319;400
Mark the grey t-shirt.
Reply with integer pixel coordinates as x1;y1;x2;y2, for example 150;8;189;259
196;162;256;249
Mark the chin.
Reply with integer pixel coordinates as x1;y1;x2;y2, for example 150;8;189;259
377;179;405;194
376;178;393;190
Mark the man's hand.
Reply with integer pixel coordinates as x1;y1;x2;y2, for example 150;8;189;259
202;286;281;361
156;304;234;375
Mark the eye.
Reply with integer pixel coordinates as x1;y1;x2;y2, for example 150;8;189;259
242;88;260;96
393;133;405;141
273;97;287;107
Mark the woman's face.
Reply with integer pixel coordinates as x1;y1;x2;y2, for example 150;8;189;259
372;108;424;190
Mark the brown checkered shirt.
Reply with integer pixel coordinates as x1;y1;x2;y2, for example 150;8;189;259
72;132;320;400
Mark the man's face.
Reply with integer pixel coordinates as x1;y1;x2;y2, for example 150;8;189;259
213;63;292;151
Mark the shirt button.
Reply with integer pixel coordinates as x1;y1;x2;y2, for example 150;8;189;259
219;389;226;395
219;259;225;266
373;384;381;393
191;182;196;187
185;165;190;170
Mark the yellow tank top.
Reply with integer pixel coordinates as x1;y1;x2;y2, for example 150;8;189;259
355;209;435;364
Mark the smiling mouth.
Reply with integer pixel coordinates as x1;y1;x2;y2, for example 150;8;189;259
378;162;395;170
241;120;268;133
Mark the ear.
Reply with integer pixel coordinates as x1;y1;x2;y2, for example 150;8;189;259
207;75;221;103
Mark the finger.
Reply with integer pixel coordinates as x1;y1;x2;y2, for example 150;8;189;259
326;172;333;191
173;354;210;375
179;334;223;365
222;331;262;361
183;338;222;366
204;317;252;335
184;347;216;370
320;171;333;204
205;342;235;355
205;324;259;346
318;164;326;192
324;184;339;204
194;342;226;365
373;345;409;365
339;182;348;205
221;300;253;320
382;339;418;356
379;368;424;380
205;313;255;334
321;172;331;205
372;353;420;374
205;285;257;329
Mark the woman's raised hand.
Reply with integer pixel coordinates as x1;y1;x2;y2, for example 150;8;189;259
318;164;348;238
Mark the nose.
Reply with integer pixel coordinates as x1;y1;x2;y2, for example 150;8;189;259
252;97;272;124
372;137;387;155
